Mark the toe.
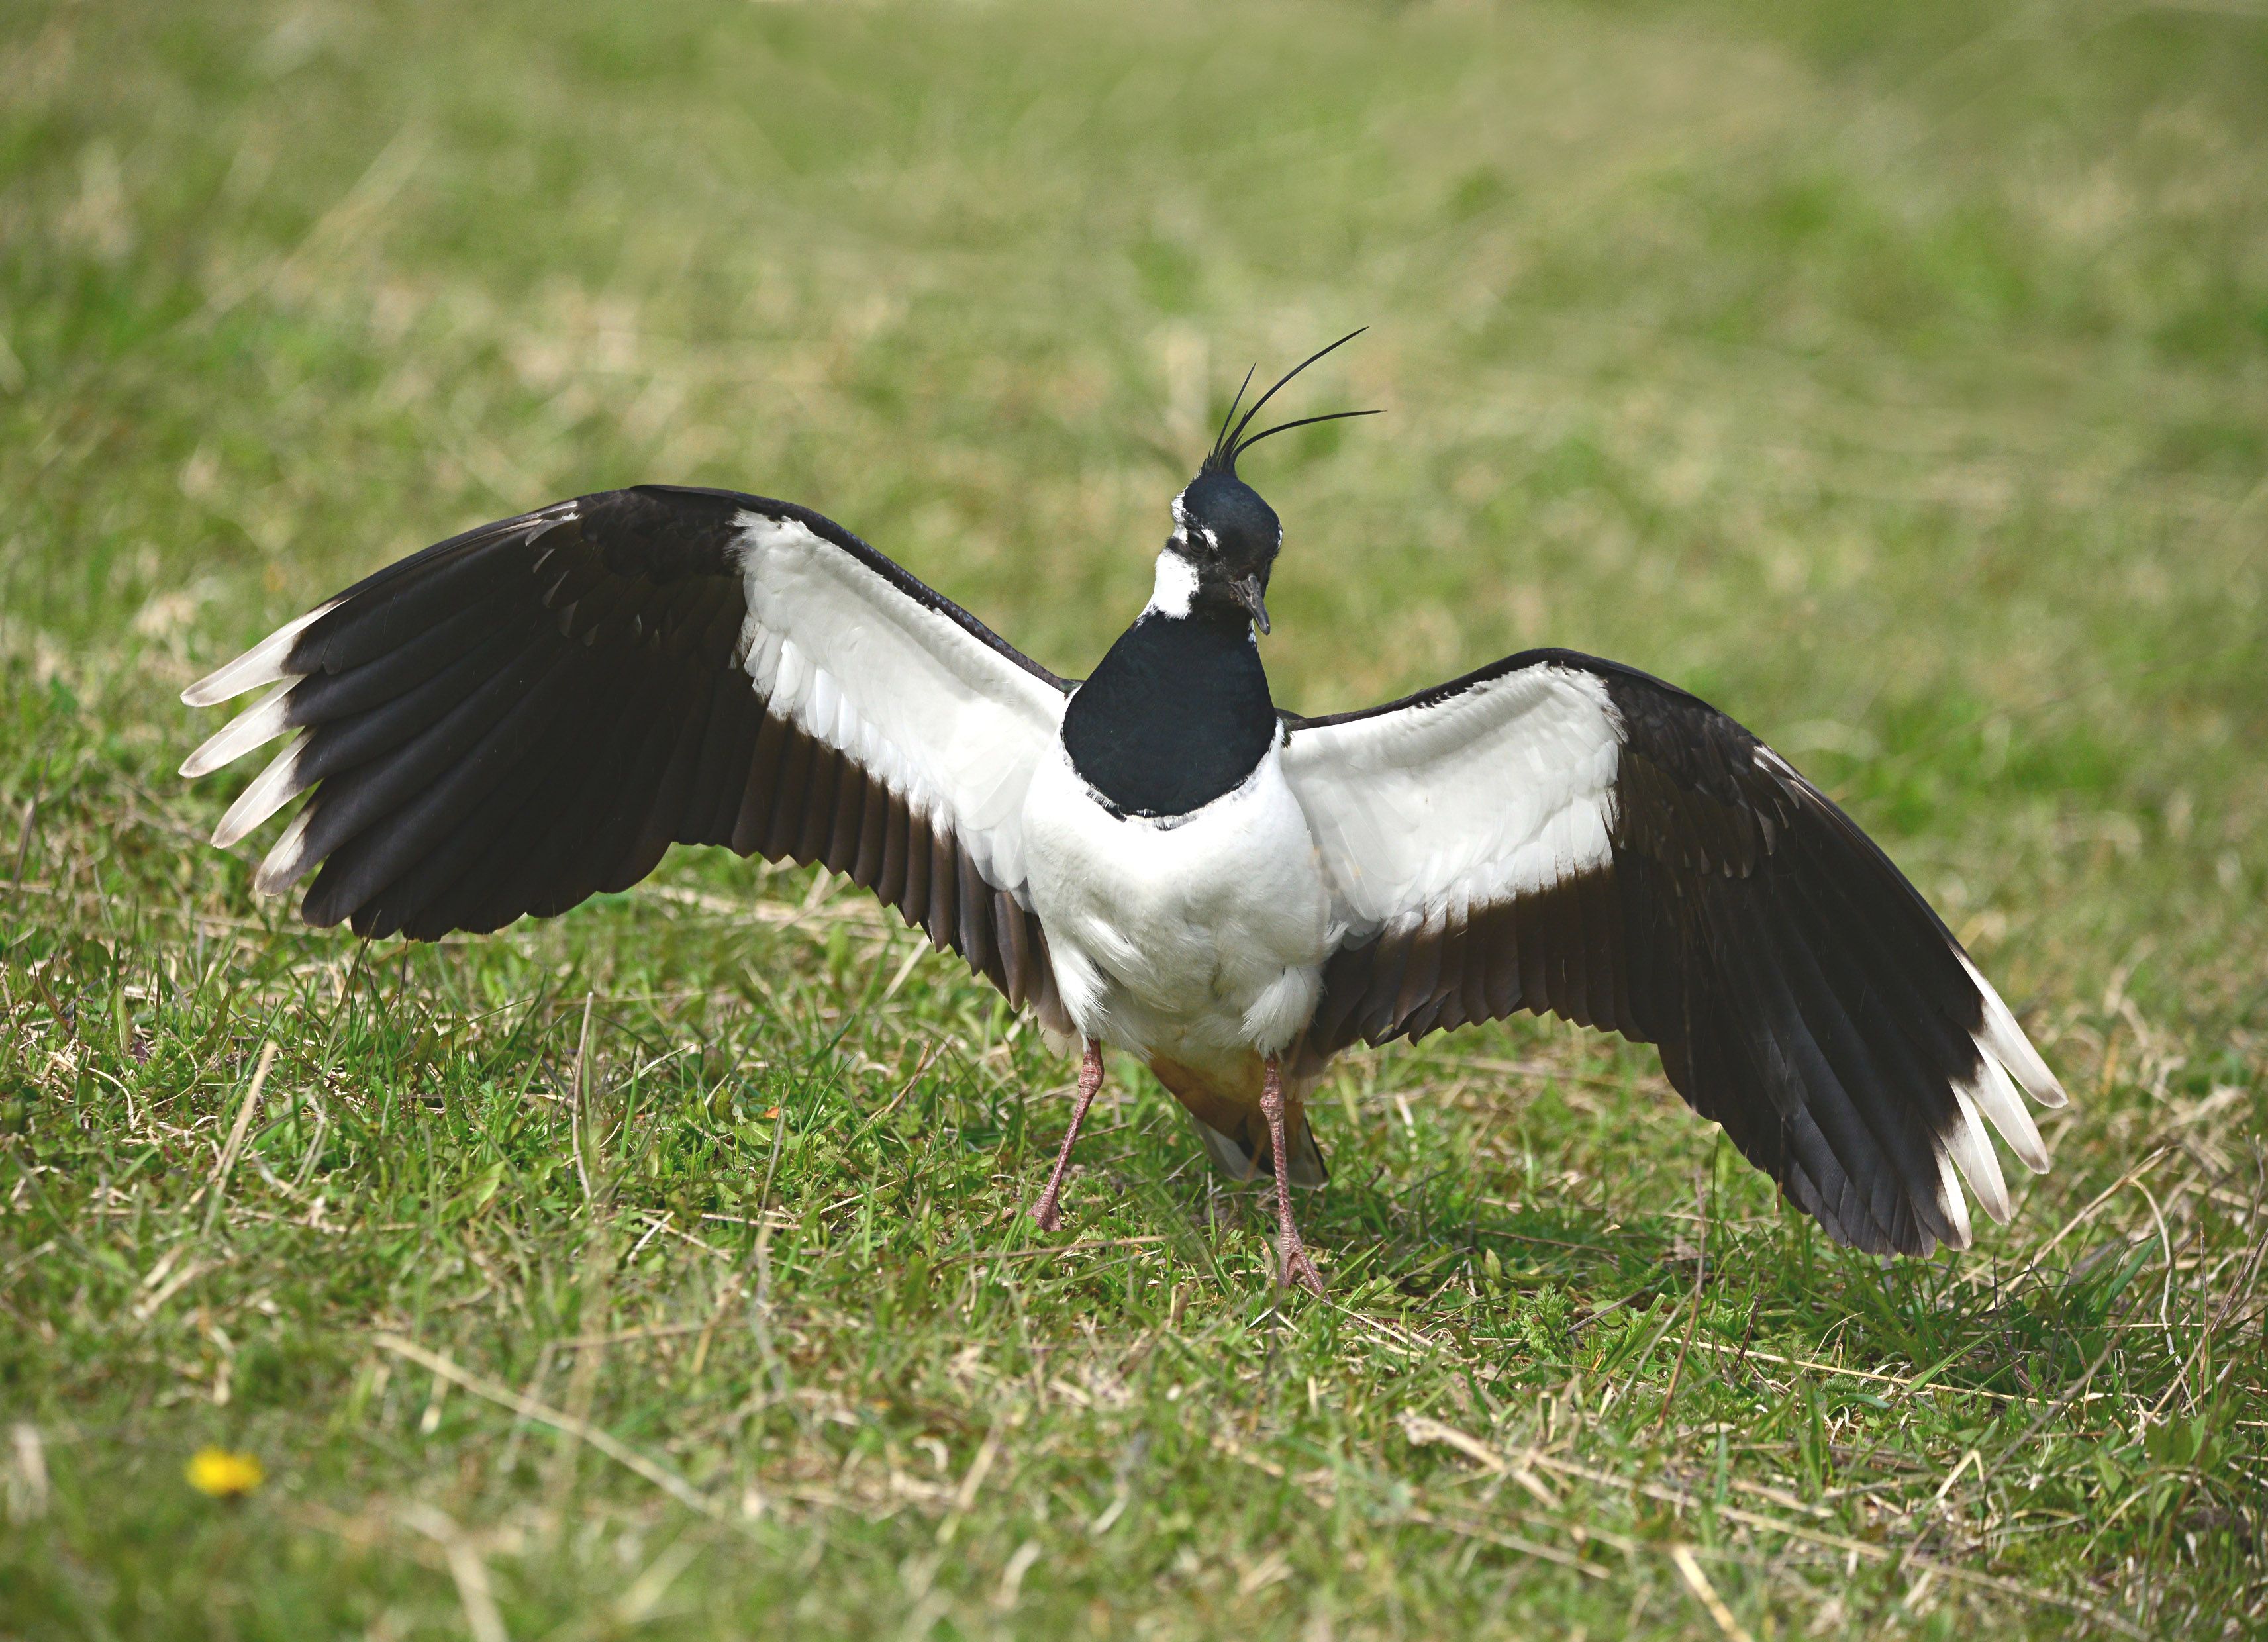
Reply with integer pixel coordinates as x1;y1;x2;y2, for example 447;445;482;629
1279;1246;1325;1296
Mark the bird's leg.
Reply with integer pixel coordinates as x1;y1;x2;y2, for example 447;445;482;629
1028;1039;1105;1233
1259;1057;1325;1294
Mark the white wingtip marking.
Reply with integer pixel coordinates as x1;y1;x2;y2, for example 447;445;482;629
1958;951;2067;1109
1933;1140;1974;1250
1935;950;2065;1236
179;681;295;779
1945;1084;2012;1225
211;740;307;849
1962;1048;2051;1175
253;806;315;895
181;601;338;708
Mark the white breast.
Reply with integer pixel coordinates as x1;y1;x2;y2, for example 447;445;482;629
1021;740;1334;1069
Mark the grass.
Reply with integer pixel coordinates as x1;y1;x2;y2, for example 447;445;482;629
3;0;2265;1634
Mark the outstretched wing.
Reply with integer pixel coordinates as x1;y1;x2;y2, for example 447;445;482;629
181;485;1073;1024
1278;648;2067;1256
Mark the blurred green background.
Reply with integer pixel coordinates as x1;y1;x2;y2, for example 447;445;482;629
2;1;2263;1637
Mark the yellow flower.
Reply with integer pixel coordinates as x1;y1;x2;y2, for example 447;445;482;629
185;1447;264;1498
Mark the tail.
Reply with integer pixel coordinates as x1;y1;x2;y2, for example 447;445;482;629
1191;1108;1329;1189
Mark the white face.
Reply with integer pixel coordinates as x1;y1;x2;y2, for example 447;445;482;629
1157;477;1279;632
1146;547;1200;618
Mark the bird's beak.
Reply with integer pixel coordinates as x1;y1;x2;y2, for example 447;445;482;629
1229;574;1271;636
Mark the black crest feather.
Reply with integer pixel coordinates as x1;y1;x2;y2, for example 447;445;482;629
1203;330;1381;476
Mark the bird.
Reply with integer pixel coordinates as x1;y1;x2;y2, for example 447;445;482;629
179;333;2067;1293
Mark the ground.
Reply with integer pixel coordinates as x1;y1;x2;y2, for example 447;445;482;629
2;0;2265;1636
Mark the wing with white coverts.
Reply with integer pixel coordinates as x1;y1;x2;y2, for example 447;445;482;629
180;485;1073;1022
1279;648;2067;1255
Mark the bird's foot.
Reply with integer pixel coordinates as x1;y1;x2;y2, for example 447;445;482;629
1277;1235;1325;1296
1027;1190;1065;1233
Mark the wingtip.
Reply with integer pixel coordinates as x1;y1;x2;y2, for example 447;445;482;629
1944;1084;2014;1226
181;667;235;709
181;683;295;781
1932;1143;1975;1251
1967;1050;2053;1176
181;601;337;708
1957;950;2067;1112
252;806;315;896
207;736;308;851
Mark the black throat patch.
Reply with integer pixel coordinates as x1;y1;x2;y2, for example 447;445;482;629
1061;606;1277;818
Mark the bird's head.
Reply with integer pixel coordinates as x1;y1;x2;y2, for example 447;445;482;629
1150;330;1378;638
1165;467;1282;633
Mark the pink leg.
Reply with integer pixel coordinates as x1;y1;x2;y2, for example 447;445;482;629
1028;1040;1105;1233
1260;1058;1324;1294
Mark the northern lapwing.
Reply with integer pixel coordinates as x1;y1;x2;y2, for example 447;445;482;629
181;334;2066;1292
